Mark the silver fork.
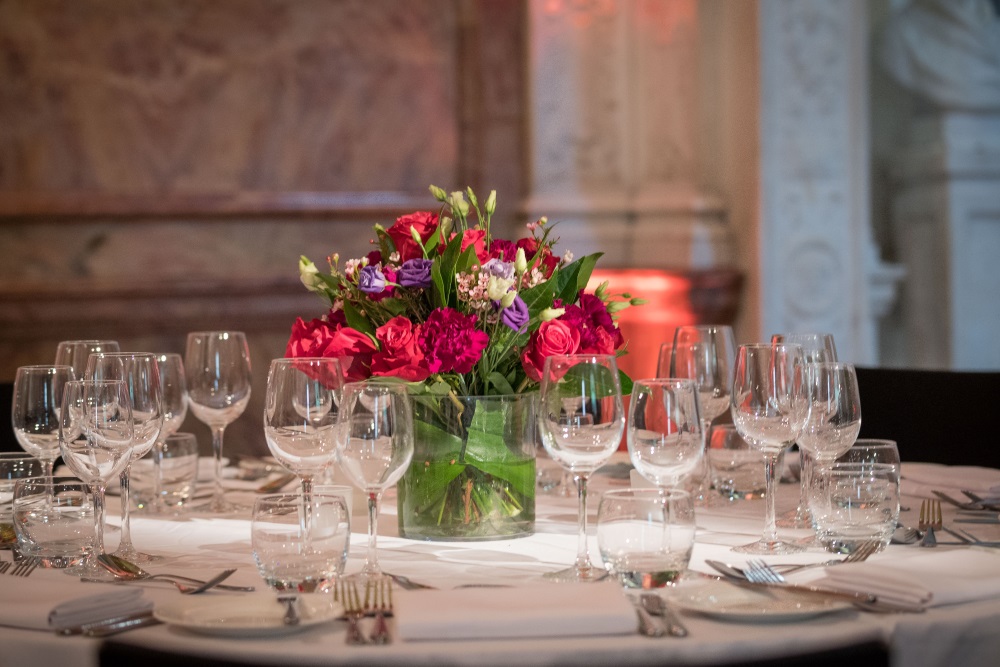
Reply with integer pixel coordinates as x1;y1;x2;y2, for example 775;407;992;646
743;559;883;610
0;561;11;574
766;539;880;574
10;561;37;577
367;578;392;645
337;580;369;645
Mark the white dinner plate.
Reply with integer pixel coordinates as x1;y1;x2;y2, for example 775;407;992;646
668;580;853;623
154;593;343;637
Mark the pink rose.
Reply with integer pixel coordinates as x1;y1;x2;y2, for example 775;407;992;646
520;319;581;382
387;212;439;262
371;316;430;382
285;317;376;382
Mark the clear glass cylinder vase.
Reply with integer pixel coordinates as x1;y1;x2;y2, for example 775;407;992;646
397;393;536;541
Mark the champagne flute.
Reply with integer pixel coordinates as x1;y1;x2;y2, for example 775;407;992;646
12;365;76;485
55;340;120;378
59;379;134;580
335;382;413;582
264;358;343;534
770;332;837;528
627;378;703;488
730;343;811;555
538;354;625;582
87;353;164;563
149;353;188;514
184;331;252;514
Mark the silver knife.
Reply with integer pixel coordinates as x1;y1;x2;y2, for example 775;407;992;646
640;593;688;638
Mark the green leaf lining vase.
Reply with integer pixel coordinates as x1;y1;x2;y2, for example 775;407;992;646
397;393;536;541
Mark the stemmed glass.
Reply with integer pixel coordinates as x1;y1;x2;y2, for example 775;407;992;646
730;343;811;555
670;325;738;504
184;331;252;513
55;340;120;377
12;365;76;485
770;333;837;529
59;379;134;580
87;353;165;563
334;382;413;583
149;353;189;514
627;378;704;488
264;358;343;534
538;354;625;582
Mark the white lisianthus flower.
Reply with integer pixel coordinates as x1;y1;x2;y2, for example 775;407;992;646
487;276;515;301
298;256;323;292
540;307;565;321
514;248;527;274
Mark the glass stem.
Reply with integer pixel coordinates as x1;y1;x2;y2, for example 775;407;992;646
152;440;164;513
363;491;381;576
42;458;55;487
300;476;314;546
211;425;227;510
118;464;133;550
798;449;812;515
573;473;592;571
93;482;107;556
762;451;779;543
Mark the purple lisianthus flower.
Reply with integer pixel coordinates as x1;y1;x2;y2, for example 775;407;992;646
398;258;433;289
497;294;529;333
357;264;387;294
482;258;514;280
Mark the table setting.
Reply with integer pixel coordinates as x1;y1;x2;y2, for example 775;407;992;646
4;184;1000;667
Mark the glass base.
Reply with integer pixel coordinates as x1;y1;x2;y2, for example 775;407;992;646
66;555;120;581
732;538;805;555
194;495;249;515
113;546;163;564
775;506;813;529
543;563;609;583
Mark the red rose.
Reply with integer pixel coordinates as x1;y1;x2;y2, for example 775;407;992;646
579;325;616;355
285;317;376;382
440;228;489;263
371;316;430;382
520;319;581;382
387;212;439;262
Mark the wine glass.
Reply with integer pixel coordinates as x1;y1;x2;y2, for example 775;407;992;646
11;365;76;485
55;340;120;378
770;332;837;529
670;325;738;505
184;331;252;514
334;382;413;582
627;378;704;488
264;358;343;533
87;353;164;563
730;343;811;555
538;354;625;582
59;379;134;580
148;353;188;514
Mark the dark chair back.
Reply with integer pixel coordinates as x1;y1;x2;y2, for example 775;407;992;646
854;366;1000;468
0;382;18;453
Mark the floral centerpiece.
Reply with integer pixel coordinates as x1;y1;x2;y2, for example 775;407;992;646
286;185;640;540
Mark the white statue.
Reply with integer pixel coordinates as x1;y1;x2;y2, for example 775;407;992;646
879;0;1000;111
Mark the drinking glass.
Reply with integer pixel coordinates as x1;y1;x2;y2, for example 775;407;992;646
770;332;837;528
627;378;703;488
730;343;811;554
0;453;44;549
335;382;413;582
809;462;899;554
836;438;900;469
597;488;695;589
709;424;784;501
264;358;343;534
59;379;134;580
13;478;95;568
12;365;76;485
132;432;199;513
538;354;625;582
87;353;164;563
55;340;120;378
184;331;252;513
148;353;188;513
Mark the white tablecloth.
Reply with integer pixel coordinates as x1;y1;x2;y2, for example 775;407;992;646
3;453;1000;667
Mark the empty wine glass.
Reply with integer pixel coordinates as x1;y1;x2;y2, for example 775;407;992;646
12;365;76;485
627;378;703;488
59;379;134;580
538;354;625;582
770;332;837;529
335;382;413;582
730;343;811;555
87;353;164;563
184;331;252;514
146;353;188;514
264;358;343;534
55;340;120;378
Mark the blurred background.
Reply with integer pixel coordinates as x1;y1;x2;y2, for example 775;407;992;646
2;0;997;456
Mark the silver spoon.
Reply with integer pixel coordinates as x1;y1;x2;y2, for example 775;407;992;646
96;554;255;592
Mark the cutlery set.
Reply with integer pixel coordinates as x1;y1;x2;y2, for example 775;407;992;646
335;579;394;645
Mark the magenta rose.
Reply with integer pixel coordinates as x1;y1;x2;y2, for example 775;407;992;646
371;316;430;382
285;317;376;382
387;211;439;262
418;308;489;374
520;319;581;382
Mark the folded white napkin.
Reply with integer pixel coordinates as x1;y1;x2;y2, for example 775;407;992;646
394;582;636;641
900;462;1000;500
811;549;1000;612
0;577;153;631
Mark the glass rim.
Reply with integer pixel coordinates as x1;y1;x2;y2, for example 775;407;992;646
15;364;74;373
600;487;692;501
186;330;247;338
852;439;898;447
12;476;92;490
632;377;697;389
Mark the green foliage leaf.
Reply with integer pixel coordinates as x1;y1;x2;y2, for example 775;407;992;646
554;253;602;303
342;301;376;337
486;371;515;395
